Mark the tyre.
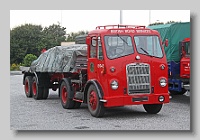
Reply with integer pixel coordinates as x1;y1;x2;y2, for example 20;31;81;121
43;87;49;99
87;85;105;117
60;79;75;109
32;77;43;100
143;104;163;114
24;76;33;98
74;102;81;109
169;89;186;95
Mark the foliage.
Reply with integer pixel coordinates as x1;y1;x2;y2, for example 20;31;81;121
166;21;176;24
66;30;88;42
148;21;180;26
40;23;66;50
149;22;164;26
10;23;66;64
10;24;43;64
22;54;37;67
10;63;21;71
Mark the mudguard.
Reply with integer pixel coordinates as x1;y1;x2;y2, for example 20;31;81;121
83;79;104;103
59;78;74;99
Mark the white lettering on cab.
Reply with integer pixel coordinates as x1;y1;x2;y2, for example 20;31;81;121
97;64;104;68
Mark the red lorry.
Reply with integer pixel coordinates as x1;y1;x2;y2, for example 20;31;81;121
22;25;170;117
179;38;190;91
167;37;190;95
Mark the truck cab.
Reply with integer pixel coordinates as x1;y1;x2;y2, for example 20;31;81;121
180;38;190;79
84;25;169;117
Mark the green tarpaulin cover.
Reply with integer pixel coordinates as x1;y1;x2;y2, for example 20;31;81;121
148;22;190;62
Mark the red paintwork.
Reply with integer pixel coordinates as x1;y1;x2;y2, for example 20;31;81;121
87;25;169;107
183;38;190;42
61;86;67;104
89;91;97;110
180;57;190;79
180;38;190;79
25;80;29;94
50;73;64;83
41;48;46;53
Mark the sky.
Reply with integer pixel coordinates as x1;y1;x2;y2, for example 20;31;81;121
10;10;190;33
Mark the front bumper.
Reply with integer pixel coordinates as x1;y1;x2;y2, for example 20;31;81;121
102;93;170;107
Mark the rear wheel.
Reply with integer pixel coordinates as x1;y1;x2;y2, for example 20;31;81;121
143;104;163;114
43;87;49;99
87;85;105;117
60;79;75;109
24;76;33;98
32;77;43;100
74;102;81;109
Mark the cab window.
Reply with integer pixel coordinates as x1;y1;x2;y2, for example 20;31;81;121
90;37;97;58
97;37;103;60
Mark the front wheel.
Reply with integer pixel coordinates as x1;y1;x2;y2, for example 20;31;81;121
87;85;105;117
143;104;163;114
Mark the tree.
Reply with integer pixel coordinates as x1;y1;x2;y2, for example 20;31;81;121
66;30;88;42
10;24;43;64
10;23;67;64
148;21;180;26
148;22;164;26
22;54;37;66
166;21;176;24
41;23;66;50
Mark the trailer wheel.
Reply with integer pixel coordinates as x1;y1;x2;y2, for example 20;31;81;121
87;85;105;117
24;76;33;98
60;79;74;109
43;87;49;99
143;104;163;114
74;102;81;109
32;77;43;100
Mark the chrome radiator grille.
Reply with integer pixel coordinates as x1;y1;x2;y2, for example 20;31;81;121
126;63;150;94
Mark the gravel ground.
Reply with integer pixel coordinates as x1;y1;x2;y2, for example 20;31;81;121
10;74;190;130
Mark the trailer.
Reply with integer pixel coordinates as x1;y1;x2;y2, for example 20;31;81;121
148;22;190;95
22;25;170;117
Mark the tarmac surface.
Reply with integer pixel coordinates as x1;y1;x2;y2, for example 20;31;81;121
10;73;190;130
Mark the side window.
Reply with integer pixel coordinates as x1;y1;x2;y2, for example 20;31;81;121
90;37;97;58
98;37;103;60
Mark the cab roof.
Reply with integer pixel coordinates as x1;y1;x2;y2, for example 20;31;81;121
88;25;159;35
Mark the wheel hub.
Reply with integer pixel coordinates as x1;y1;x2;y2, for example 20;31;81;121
89;91;97;110
62;86;67;104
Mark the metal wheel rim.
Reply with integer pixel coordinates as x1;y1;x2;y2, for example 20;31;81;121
89;91;97;110
61;86;67;104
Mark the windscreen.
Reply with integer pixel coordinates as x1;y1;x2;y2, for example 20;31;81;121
104;35;134;59
184;41;190;56
134;35;163;58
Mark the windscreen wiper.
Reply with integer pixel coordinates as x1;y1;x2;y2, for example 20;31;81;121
117;34;128;45
140;47;149;55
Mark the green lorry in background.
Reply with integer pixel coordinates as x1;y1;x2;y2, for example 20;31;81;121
148;22;190;95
